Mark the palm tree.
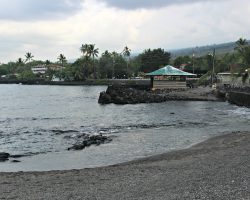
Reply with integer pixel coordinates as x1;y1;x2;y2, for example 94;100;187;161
58;54;67;67
111;51;118;78
16;58;25;65
80;44;89;57
87;44;99;79
235;38;247;54
235;38;250;68
25;52;34;63
122;46;131;78
45;60;51;65
102;50;111;57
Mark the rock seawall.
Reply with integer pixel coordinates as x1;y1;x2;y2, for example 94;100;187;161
216;85;250;107
98;85;166;104
227;92;250;107
98;85;219;104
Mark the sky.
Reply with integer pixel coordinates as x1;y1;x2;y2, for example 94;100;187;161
0;0;250;63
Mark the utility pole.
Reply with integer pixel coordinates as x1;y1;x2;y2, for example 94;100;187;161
192;49;195;74
211;48;215;86
112;53;115;79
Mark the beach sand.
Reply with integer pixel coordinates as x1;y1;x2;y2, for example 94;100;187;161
0;131;249;199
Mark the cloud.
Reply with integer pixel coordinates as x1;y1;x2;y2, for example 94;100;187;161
0;0;84;21
98;0;220;10
0;0;249;63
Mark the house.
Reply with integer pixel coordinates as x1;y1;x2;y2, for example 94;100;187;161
47;64;64;71
217;70;249;85
31;64;47;74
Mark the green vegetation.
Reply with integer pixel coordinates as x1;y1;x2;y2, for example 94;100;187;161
0;38;249;83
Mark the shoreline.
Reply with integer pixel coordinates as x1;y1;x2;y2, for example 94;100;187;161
1;131;249;199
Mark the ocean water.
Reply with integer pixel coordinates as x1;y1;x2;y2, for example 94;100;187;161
0;84;249;171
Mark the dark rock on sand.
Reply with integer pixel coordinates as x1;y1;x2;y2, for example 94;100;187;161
0;152;10;162
11;160;21;163
68;134;112;151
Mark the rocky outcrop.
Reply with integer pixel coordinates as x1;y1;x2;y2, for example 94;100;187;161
0;152;10;162
98;85;219;104
68;134;112;151
98;86;167;104
227;92;250;107
216;85;250;107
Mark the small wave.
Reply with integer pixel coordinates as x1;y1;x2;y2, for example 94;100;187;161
0;117;66;123
51;129;80;135
78;122;209;136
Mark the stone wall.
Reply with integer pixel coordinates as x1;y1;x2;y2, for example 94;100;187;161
227;92;250;108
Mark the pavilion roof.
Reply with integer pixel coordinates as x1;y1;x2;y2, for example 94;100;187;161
146;65;196;76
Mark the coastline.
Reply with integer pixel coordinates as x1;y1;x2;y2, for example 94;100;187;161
1;131;249;199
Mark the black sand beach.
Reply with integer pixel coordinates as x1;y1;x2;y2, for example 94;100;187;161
0;131;249;199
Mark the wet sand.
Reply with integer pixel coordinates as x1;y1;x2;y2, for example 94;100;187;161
0;131;249;199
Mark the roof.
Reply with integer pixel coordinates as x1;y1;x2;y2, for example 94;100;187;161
146;65;196;76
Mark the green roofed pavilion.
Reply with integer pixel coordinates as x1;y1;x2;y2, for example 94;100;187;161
145;65;196;89
146;65;196;76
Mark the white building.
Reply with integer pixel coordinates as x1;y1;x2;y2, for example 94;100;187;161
217;71;249;85
31;65;47;74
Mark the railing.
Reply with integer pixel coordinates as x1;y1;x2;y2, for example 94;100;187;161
153;80;187;89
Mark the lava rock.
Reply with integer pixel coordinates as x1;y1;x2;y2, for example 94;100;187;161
68;134;112;151
11;160;21;163
98;85;166;104
0;152;10;162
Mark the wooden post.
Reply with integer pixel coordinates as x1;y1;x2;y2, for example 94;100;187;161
150;76;154;89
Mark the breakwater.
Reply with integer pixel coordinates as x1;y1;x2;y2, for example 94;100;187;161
216;85;250;107
98;85;219;104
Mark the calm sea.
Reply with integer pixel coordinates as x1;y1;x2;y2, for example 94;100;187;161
0;84;249;171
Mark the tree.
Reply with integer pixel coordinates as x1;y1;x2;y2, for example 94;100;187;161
173;56;191;67
16;58;25;66
87;44;99;79
99;50;113;78
139;48;171;73
79;44;99;78
122;46;131;77
45;60;51;65
58;54;67;67
25;52;34;63
19;70;35;80
235;38;247;54
235;38;250;70
80;44;89;57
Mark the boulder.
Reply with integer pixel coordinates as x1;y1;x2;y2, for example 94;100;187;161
98;85;166;104
98;91;112;104
0;152;10;162
68;134;112;151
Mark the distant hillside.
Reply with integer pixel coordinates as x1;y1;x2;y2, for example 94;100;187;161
68;40;248;62
169;40;247;58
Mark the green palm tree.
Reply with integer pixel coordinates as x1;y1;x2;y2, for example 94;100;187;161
122;46;131;78
235;38;250;68
45;60;51;65
58;54;67;67
111;51;118;78
80;44;89;57
87;44;99;79
235;38;247;54
16;58;25;65
102;50;111;57
25;52;34;63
